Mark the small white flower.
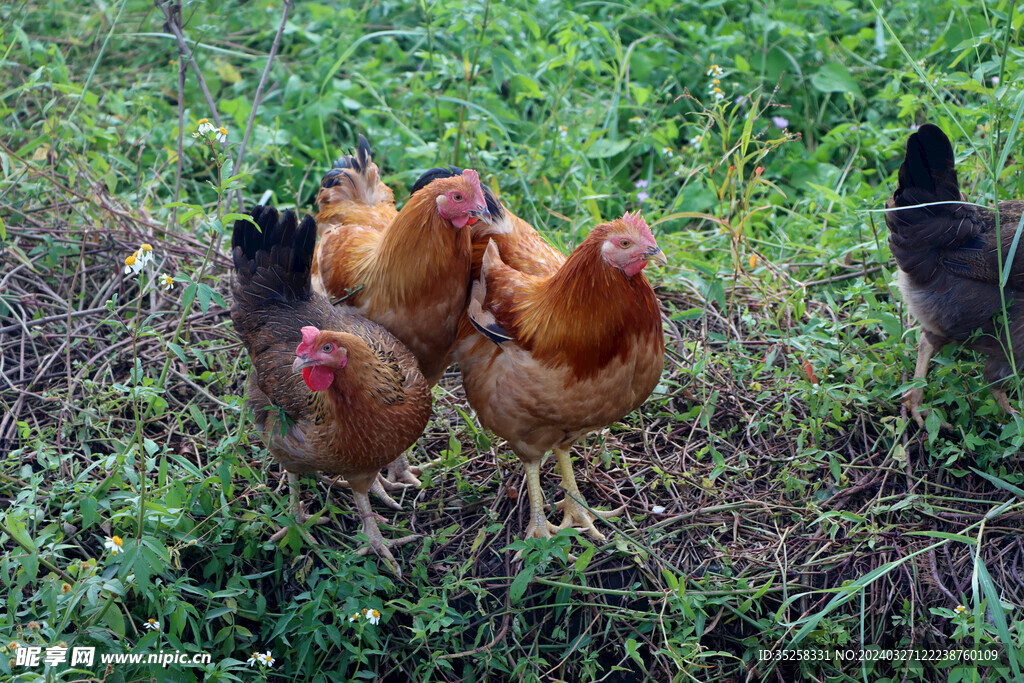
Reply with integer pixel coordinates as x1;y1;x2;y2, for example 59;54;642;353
662;147;673;158
261;651;275;666
197;118;216;136
159;274;174;291
215;126;228;144
124;244;154;277
246;652;260;667
954;605;967;615
363;608;381;626
690;134;702;150
558;125;568;139
349;611;361;623
144;618;160;631
104;535;124;555
706;64;724;78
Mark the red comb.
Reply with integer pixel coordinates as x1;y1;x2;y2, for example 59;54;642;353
622;210;655;243
462;169;480;187
298;326;320;352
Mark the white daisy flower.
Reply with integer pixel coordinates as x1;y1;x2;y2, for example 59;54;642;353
124;244;154;277
246;652;260;667
215;126;228;144
364;608;381;626
160;274;174;291
261;651;275;666
104;535;124;555
144;618;160;631
197;118;216;136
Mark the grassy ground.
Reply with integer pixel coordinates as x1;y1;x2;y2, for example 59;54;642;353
3;0;1024;681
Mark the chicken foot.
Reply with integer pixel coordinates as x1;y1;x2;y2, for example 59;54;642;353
552;448;624;541
269;472;330;543
350;482;419;578
383;454;423;488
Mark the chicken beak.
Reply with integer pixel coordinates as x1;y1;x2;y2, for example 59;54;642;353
292;355;314;372
469;206;492;223
644;245;668;266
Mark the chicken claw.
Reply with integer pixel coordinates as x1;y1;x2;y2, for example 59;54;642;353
383;454;423;488
350;487;419;578
553;448;624;541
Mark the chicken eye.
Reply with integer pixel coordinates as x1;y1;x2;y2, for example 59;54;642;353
322;343;333;353
452;192;463;202
618;239;632;249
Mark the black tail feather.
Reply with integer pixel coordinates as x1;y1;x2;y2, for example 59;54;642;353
232;205;317;304
894;123;961;207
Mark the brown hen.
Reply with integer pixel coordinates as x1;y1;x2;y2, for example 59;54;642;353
231;206;431;573
454;210;667;540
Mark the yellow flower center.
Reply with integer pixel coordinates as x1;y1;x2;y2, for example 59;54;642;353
140;244;152;252
199;118;209;125
125;254;137;266
112;535;123;547
219;127;228;135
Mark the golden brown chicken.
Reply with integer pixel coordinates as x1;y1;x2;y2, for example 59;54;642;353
887;123;1024;426
231;206;431;572
454;210;667;540
311;138;489;486
311;138;488;386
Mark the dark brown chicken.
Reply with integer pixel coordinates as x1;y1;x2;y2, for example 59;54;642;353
887;123;1024;425
231;205;431;572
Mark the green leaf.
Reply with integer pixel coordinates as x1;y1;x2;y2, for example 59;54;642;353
509;566;535;603
574;544;595;571
586;138;631;159
811;63;863;97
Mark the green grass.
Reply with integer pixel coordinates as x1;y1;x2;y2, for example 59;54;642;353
2;0;1024;681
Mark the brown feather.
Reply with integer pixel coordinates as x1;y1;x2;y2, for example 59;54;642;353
312;173;476;385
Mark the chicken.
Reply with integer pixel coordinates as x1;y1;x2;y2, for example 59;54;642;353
312;137;487;385
887;123;1024;426
454;210;667;540
311;139;488;487
231;205;431;572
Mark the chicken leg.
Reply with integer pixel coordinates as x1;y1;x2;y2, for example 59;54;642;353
904;335;937;429
521;459;559;539
269;472;329;543
552;448;624;540
349;475;419;577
